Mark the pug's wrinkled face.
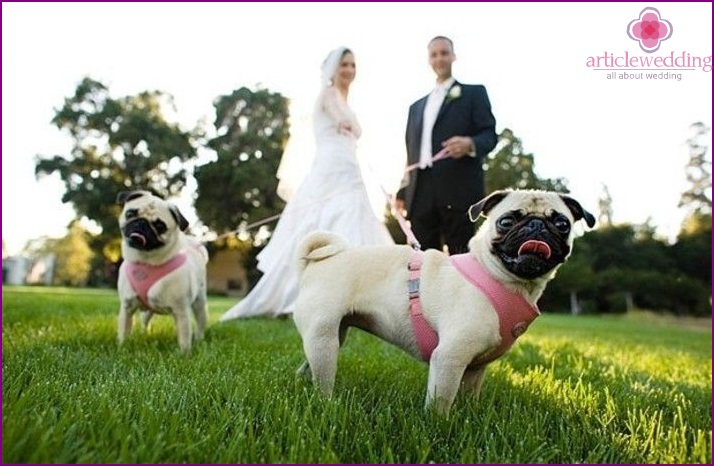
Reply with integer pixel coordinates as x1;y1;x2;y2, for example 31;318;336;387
491;204;573;279
470;190;596;280
117;191;188;252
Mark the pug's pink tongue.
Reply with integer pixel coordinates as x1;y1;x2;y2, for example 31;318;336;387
130;233;147;245
518;240;551;259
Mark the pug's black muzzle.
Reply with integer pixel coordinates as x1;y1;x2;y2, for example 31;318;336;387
122;218;165;251
493;217;571;280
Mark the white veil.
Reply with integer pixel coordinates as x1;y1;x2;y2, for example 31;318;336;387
276;46;349;201
313;46;348;116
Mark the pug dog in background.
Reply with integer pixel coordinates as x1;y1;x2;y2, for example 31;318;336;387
293;189;595;414
116;190;208;353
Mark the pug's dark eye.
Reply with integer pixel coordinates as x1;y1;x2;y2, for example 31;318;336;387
497;215;516;230
152;220;167;235
554;215;571;234
125;209;138;220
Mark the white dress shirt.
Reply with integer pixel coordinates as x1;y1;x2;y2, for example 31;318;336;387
419;77;455;168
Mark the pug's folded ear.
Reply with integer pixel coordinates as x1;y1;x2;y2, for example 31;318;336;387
559;195;596;228
169;204;190;232
468;190;511;222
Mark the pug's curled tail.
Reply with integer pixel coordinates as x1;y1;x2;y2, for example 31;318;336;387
297;231;349;273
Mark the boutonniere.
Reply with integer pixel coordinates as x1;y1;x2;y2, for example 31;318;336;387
446;85;462;102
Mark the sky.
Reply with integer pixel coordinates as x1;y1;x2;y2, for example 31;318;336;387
2;2;712;256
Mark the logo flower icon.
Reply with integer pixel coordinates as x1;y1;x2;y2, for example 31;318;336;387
627;7;672;53
446;85;462;102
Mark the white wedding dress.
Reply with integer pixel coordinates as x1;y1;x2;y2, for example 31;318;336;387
220;87;394;320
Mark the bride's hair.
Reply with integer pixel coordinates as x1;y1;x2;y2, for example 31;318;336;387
313;46;353;119
320;46;352;87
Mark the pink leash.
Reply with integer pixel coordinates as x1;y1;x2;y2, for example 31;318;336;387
403;148;451;173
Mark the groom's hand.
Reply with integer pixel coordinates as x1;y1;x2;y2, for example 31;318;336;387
442;136;476;159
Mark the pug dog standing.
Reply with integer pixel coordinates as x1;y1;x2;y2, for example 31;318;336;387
293;189;595;414
116;190;209;353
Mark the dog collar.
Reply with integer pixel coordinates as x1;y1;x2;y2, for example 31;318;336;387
125;252;188;310
408;251;540;366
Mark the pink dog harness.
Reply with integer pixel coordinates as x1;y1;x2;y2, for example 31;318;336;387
408;251;540;367
125;253;187;310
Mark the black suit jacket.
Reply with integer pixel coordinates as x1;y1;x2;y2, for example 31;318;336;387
398;82;497;214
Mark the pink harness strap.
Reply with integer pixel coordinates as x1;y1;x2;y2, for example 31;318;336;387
125;253;187;310
408;252;438;360
450;254;540;366
408;251;540;367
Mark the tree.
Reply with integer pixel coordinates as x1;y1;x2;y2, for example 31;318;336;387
542;221;711;316
21;221;95;286
679;122;712;215
672;211;712;286
50;221;95;286
540;250;597;314
580;224;673;273
194;86;290;242
484;128;569;193
672;122;712;290
35;77;199;284
597;184;614;227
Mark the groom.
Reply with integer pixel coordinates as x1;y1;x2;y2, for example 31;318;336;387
396;36;497;254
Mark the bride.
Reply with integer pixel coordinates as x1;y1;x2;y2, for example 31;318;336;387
220;46;395;320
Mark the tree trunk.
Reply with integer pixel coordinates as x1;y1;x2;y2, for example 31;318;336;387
625;292;634;312
570;290;581;315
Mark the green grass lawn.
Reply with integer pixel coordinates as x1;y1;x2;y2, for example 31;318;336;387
2;286;711;463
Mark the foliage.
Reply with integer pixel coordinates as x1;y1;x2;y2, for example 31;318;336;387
627;270;709;316
194;86;290;241
3;287;711;464
541;223;712;316
34;77;199;286
35;77;199;237
539;250;597;314
49;221;95;286
19;222;95;286
597;184;614;227
679;122;712;214
672;212;712;286
485;128;569;193
585;224;674;272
